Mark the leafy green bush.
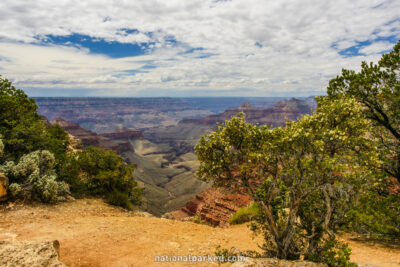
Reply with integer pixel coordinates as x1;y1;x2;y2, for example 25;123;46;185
214;245;241;265
328;40;400;240
192;215;205;224
106;191;134;210
346;185;400;238
229;202;261;225
305;236;357;267
0;144;69;203
58;147;143;210
0;77;70;174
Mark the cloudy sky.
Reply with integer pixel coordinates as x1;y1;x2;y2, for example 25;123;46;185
0;0;399;97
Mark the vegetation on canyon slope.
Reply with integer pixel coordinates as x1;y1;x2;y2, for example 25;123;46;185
196;41;400;266
0;77;142;208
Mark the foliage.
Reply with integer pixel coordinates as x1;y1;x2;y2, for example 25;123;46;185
0;77;141;209
327;40;400;183
0;77;70;170
0;138;3;158
346;185;400;238
229;202;261;225
192;214;205;224
327;40;400;238
0;77;41;160
0;144;70;203
196;96;377;265
58;146;142;210
214;245;241;265
305;236;356;267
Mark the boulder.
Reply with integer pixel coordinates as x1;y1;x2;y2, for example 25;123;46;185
0;173;8;201
0;240;66;267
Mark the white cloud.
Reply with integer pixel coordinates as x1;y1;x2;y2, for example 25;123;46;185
359;41;395;55
0;0;399;96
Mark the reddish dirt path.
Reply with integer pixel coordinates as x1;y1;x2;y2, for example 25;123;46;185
340;234;400;267
0;199;261;266
0;199;399;267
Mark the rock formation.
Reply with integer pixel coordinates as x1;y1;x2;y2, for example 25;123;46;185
181;98;312;127
50;117;136;154
169;187;252;227
35;97;217;133
0;240;66;266
99;128;143;140
0;173;8;202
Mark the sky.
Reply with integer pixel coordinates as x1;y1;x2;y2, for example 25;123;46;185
0;0;399;97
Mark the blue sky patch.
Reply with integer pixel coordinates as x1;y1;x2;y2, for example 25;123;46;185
142;64;157;69
180;47;204;55
36;33;152;58
255;42;263;48
333;35;397;57
195;52;216;59
113;69;150;78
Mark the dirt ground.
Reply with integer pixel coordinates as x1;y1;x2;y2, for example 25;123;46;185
0;198;399;267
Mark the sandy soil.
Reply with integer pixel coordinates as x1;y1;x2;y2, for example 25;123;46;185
0;199;399;267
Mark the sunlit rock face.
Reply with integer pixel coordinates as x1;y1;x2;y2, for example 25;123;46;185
181;187;252;227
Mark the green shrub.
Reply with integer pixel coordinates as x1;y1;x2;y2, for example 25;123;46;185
214;245;240;265
106;191;134;210
305;236;357;267
346;185;400;238
0;147;69;203
192;215;205;224
0;77;69;163
229;202;261;225
58;146;143;210
8;183;21;197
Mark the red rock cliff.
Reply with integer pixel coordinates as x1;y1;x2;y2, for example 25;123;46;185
50;117;134;154
99;128;143;140
179;187;251;227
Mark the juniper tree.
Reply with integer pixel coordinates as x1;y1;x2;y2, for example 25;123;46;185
195;96;378;264
327;41;400;238
327;40;400;183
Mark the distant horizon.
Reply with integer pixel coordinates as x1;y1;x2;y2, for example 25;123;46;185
24;87;325;98
31;95;319;99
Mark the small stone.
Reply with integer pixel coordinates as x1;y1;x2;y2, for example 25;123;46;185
0;173;8;202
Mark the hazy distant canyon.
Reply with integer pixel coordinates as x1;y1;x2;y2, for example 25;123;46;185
36;97;316;216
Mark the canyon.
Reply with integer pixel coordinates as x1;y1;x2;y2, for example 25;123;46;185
36;97;315;216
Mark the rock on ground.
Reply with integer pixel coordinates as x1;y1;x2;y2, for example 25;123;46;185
0;240;66;267
0;173;8;202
